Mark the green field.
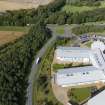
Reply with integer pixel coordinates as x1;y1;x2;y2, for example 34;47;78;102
84;41;93;48
70;87;91;103
53;64;73;72
62;1;105;13
89;32;105;35
56;26;65;35
0;26;29;32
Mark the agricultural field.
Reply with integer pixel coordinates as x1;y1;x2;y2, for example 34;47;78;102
62;1;105;13
0;26;29;46
0;0;53;11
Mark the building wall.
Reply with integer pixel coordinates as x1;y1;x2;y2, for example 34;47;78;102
55;56;91;64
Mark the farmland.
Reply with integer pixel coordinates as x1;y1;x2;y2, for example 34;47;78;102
0;26;29;46
0;0;53;11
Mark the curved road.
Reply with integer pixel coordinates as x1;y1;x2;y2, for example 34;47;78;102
26;24;79;105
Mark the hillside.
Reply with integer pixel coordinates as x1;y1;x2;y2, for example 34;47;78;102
0;0;53;11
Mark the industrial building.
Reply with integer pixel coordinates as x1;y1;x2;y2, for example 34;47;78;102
55;66;105;87
54;40;105;105
55;41;105;87
55;47;91;64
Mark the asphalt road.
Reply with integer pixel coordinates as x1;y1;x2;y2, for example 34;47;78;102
26;35;56;105
26;24;79;105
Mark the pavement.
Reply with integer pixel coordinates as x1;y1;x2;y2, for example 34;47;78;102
26;24;79;105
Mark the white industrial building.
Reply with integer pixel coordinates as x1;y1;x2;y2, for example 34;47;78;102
55;66;105;87
88;89;105;105
55;41;105;87
55;47;92;64
54;40;105;105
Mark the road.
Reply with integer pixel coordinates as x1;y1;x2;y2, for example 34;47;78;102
26;35;56;105
26;24;79;105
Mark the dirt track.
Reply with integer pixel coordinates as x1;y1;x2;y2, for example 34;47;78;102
0;0;53;11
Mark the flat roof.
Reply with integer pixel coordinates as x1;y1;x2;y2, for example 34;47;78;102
56;47;91;58
88;90;105;105
56;66;105;87
55;41;105;87
57;46;90;51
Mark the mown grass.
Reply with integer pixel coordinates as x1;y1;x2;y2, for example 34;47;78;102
0;26;29;32
53;64;72;72
56;26;65;35
69;87;91;103
62;5;96;13
84;41;93;48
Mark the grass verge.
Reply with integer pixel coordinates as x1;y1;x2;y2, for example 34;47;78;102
0;26;29;32
68;87;91;104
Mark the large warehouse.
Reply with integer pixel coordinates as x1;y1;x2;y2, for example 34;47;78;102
55;41;105;87
55;47;92;64
55;66;105;87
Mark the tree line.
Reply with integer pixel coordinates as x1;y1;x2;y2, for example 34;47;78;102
46;7;105;24
0;21;51;105
67;0;104;7
72;24;105;35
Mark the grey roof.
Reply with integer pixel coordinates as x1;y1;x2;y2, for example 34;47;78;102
88;90;105;105
56;47;91;58
55;42;105;87
56;66;105;87
57;66;98;74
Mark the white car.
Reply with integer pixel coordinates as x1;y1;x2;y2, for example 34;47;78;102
36;57;41;64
